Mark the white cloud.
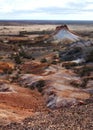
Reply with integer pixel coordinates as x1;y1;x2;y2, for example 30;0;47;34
0;0;82;12
0;0;93;20
85;4;93;10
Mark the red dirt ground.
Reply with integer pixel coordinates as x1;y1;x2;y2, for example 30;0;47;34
0;83;46;125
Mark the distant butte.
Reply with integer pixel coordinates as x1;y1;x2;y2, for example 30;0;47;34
46;24;81;44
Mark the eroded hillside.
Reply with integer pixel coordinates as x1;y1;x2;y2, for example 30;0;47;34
0;23;93;130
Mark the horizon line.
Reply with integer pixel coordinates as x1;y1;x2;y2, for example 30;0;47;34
0;19;93;21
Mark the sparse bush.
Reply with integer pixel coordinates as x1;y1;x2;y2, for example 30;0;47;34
53;49;56;52
19;31;27;36
22;53;33;59
19;48;33;59
13;53;22;64
51;60;57;65
86;50;93;62
52;55;58;59
40;58;47;63
76;66;93;77
62;62;77;69
29;80;45;92
32;57;35;60
0;56;3;59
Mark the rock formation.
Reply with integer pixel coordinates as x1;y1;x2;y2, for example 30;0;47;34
19;62;92;109
48;25;80;44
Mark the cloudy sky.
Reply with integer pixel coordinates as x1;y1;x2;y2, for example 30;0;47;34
0;0;93;20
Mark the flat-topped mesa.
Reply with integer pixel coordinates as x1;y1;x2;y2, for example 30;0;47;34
49;24;81;44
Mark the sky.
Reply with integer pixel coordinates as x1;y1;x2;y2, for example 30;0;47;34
0;0;93;20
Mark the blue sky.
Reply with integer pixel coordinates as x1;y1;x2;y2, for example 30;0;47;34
0;0;93;20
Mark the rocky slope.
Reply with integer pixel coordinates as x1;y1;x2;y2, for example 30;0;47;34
0;24;93;129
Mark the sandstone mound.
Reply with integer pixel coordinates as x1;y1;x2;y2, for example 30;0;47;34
48;25;80;44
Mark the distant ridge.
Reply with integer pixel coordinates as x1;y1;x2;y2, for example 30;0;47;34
0;20;93;25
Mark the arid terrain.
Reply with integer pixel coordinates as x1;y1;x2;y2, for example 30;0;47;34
0;22;93;130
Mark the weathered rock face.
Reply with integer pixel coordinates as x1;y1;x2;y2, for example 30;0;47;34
48;25;80;44
0;82;13;92
59;39;93;62
59;47;83;61
19;64;91;109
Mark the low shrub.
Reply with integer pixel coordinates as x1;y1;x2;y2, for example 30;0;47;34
40;58;47;63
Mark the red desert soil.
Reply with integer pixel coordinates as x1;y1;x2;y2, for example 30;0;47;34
0;84;46;125
0;62;15;73
20;61;49;75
